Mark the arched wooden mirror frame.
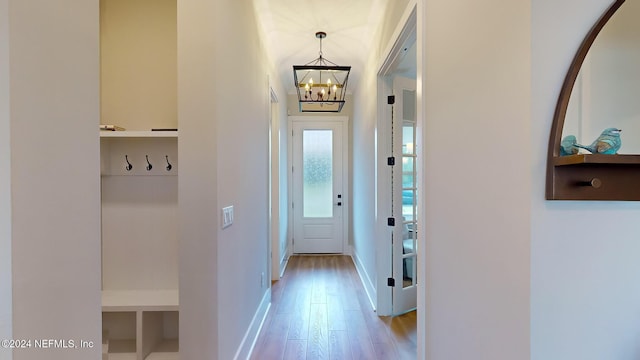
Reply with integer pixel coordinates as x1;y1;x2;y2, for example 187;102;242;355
546;0;640;200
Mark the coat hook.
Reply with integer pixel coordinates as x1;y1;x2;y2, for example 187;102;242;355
125;155;133;171
577;178;602;188
165;155;172;171
145;155;153;171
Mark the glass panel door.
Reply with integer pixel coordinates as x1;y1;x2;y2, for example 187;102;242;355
292;119;345;254
392;76;418;314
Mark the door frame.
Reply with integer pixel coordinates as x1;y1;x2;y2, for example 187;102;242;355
287;116;349;256
375;1;419;316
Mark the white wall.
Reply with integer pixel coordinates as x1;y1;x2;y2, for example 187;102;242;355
100;0;177;130
350;0;412;313
6;1;102;359
178;0;273;358
422;0;531;359
177;0;219;357
214;1;271;358
532;0;640;359
0;0;12;357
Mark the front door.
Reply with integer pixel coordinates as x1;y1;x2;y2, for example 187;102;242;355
291;117;346;253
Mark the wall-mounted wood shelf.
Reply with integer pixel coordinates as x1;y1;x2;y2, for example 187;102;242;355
549;154;640;200
553;154;640;166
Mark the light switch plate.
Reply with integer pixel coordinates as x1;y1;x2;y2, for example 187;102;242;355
222;206;234;228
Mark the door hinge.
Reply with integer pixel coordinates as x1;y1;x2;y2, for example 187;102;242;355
387;277;395;287
388;95;395;105
387;217;395;226
387;157;395;166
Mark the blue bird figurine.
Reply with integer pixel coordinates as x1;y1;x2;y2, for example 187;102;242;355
573;127;622;154
560;135;578;156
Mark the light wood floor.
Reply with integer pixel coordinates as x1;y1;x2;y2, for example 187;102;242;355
251;255;417;360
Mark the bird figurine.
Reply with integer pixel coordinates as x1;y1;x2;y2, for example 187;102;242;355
560;135;578;156
573;127;622;154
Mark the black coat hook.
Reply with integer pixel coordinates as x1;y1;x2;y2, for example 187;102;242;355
165;155;172;171
125;155;133;171
145;155;152;171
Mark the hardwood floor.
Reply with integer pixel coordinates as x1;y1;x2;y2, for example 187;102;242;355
251;255;417;360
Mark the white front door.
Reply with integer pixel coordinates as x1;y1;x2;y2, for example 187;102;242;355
392;76;418;314
291;117;346;253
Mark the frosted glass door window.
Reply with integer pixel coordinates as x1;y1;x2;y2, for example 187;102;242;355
303;130;333;218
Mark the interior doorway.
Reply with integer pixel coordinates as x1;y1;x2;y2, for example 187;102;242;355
376;5;418;316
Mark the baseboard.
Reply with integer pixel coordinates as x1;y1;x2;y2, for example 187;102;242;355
344;244;353;256
351;252;376;311
279;253;289;278
234;289;271;360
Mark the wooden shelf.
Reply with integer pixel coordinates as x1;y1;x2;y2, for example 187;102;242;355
553;154;640;166
548;155;640;200
100;131;178;138
102;290;178;312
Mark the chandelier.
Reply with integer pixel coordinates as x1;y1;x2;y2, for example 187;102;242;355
293;32;351;112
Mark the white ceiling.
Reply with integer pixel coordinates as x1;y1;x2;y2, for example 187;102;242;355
252;0;389;95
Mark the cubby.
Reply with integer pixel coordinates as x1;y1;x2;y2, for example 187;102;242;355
103;312;137;359
101;306;178;360
99;0;179;358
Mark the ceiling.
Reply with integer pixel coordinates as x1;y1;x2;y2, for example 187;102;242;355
252;0;390;95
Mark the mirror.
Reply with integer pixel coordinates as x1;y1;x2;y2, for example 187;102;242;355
562;0;640;154
545;0;640;201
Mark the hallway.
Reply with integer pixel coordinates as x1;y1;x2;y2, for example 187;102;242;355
251;255;417;360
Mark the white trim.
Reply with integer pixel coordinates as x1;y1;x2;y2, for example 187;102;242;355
344;244;354;257
279;254;289;278
416;1;426;358
269;82;282;281
351;252;376;311
235;290;271;360
377;0;418;76
375;73;393;316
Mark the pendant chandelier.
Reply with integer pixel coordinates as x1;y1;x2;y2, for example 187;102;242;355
293;32;351;112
